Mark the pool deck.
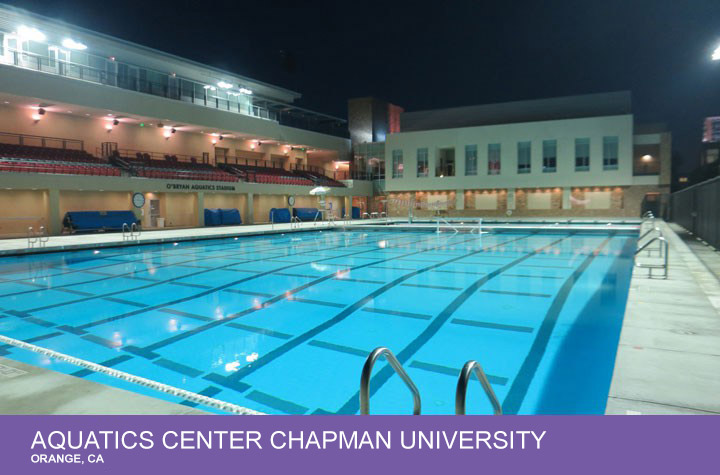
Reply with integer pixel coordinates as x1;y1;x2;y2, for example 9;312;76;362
0;356;205;414
0;218;718;415
0;219;378;256
606;221;720;415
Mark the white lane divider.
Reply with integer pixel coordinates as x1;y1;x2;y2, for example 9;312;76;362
0;334;264;415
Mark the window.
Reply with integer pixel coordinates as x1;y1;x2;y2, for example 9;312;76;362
603;136;619;170
575;138;590;171
542;140;557;173
417;148;428;177
517;141;531;174
465;145;478;176
488;143;501;175
437;148;455;176
392;149;403;178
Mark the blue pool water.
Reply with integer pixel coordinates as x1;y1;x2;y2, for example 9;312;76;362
0;230;635;414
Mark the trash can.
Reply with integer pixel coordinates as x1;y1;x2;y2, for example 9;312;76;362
156;217;165;228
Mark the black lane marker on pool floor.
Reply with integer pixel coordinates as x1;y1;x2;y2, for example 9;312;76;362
0;230;393;297
37;232;406;329
409;360;508;386
450;318;534;333
361;307;433;320
333;234;570;415
1;233;407;350
501;235;614;414
117;233;450;358
219;233;530;386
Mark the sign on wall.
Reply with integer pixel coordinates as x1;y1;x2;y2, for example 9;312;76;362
165;184;236;192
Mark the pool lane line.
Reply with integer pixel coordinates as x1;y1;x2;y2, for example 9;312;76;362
67;231;447;334
0;229;385;288
126;233;482;358
12;231;408;312
0;232;413;350
215;232;533;387
501;234;617;414
332;234;572;415
0;333;263;415
0;231;399;296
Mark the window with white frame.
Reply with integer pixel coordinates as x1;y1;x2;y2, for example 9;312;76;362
517;141;531;174
392;149;403;178
488;143;501;175
542;139;557;173
575;138;590;171
465;145;478;176
603;136;619;170
417;148;428;177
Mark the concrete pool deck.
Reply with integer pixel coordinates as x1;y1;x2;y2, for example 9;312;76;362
0;218;718;415
606;221;720;415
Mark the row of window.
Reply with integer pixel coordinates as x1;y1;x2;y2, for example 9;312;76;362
391;137;620;178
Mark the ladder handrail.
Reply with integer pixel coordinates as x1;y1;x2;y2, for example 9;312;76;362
27;226;37;248
360;347;421;415
131;222;141;238
638;225;660;242
455;360;503;415
38;225;49;246
635;235;669;278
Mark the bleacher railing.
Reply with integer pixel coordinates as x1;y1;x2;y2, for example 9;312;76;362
0;131;84;151
0;46;348;138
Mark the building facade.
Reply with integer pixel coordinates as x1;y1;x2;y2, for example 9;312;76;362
0;4;371;237
350;92;671;218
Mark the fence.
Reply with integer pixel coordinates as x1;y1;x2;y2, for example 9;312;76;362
671;176;720;248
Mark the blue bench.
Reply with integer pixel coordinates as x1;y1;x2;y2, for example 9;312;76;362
269;208;291;223
63;211;140;233
204;208;242;226
293;207;320;222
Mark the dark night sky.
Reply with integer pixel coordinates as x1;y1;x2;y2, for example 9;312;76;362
7;0;720;172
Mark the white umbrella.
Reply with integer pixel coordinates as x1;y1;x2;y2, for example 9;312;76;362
309;186;331;195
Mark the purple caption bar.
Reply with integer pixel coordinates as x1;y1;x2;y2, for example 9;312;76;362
0;415;714;474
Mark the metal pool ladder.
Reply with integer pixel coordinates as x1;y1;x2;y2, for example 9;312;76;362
360;347;421;415
635;233;669;279
122;222;141;241
27;226;49;248
455;360;503;415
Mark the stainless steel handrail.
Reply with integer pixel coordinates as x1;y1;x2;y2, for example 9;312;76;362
635;235;669;279
131;222;141;238
38;226;49;247
360;347;421;415
290;216;302;229
27;226;37;248
455;360;503;415
122;222;131;241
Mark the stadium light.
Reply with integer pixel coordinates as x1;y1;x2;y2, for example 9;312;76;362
17;25;45;42
62;38;87;50
217;81;233;89
713;45;720;61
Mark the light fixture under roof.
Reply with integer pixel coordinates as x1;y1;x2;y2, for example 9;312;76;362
17;25;45;42
217;81;233;89
239;87;252;95
61;38;87;50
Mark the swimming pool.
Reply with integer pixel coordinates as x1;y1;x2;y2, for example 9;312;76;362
0;229;635;414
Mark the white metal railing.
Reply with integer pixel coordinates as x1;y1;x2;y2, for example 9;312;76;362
436;217;459;234
122;222;141;241
27;225;49;248
0;333;263;415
